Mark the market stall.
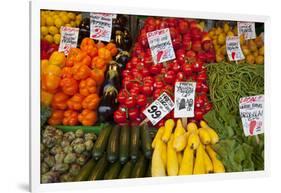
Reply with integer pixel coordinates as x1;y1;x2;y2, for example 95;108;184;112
39;10;264;183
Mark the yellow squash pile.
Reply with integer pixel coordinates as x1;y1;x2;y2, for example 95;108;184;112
151;119;225;177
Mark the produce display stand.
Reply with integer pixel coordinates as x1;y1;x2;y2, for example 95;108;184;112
30;0;270;192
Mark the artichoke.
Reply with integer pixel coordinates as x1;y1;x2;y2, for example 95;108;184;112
41;171;60;183
84;133;97;141
50;146;63;155
44;155;55;168
55;152;66;164
75;129;84;138
69;164;81;176
64;153;76;164
73;143;86;154
84;140;94;151
63;145;73;154
53;163;70;173
76;154;87;166
71;138;84;146
63;131;76;142
41;162;50;174
59;173;73;182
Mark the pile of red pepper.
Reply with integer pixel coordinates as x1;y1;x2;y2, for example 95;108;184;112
114;17;215;127
41;40;59;60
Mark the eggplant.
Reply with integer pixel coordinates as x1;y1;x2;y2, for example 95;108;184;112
98;61;121;122
115;51;130;69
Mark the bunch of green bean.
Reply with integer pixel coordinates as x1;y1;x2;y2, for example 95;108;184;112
206;62;264;114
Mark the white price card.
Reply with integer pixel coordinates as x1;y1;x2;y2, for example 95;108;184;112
147;28;176;64
90;13;113;42
58;26;79;55
238;22;256;40
174;82;196;118
143;92;174;125
226;36;245;61
239;95;264;136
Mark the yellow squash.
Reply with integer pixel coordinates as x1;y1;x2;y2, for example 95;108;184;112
193;143;206;175
152;126;164;148
167;135;179;176
151;140;166;177
200;121;219;144
198;128;211;145
187;132;200;150
179;146;194;175
206;145;225;173
162;119;175;143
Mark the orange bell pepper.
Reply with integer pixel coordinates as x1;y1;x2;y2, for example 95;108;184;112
42;74;61;92
61;67;73;78
66;48;91;67
91;68;105;86
96;41;105;49
63;110;79;126
72;63;91;80
91;56;106;72
67;93;84;110
60;77;78;95
79;77;97;96
51;92;69;110
106;42;118;57
80;38;98;58
48;110;64;125
82;93;100;110
98;47;112;62
78;109;97;126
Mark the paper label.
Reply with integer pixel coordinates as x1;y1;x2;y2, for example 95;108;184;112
147;28;176;64
238;22;256;40
90;13;112;42
226;36;245;61
174;82;196;118
239;95;264;136
143;92;174;125
58;26;79;55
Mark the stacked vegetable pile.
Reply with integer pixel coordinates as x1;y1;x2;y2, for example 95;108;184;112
46;38;118;126
114;17;215;126
151;119;224;176
204;62;264;172
209;23;264;64
41;126;97;183
40;10;82;44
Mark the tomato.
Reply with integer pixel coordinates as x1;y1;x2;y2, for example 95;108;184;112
141;82;154;96
117;89;128;104
171;61;181;73
196;81;203;92
149;64;162;75
194;109;204;120
128;108;139;121
182;63;193;76
122;69;131;78
153;81;164;90
114;109;127;123
195;96;205;108
204;102;212;112
191;61;203;72
141;67;150;77
197;71;207;82
143;76;154;85
130;85;141;96
176;72;184;81
125;96;136;108
153;88;163;100
201;82;209;93
164;70;176;84
136;94;147;107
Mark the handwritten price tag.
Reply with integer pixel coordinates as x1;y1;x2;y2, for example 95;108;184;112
147;28;176;64
238;22;256;40
226;36;245;61
174;82;196;118
143;92;174;125
58;26;79;55
239;95;264;136
90;13;112;42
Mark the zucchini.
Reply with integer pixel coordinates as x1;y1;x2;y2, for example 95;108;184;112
118;160;133;179
130;126;140;162
104;162;122;180
119;124;130;164
88;155;108;180
131;154;147;178
75;159;96;181
92;124;112;160
56;125;103;134
141;124;153;159
107;125;120;163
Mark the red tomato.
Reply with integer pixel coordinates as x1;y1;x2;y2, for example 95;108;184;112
182;63;193;76
194;109;204;120
117;89;128;104
164;70;176;84
153;81;165;90
141;82;154;96
114;109;127;123
128;108;139;121
136;94;147;107
125;96;136;108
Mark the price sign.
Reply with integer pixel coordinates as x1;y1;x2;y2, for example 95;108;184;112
238;22;256;40
58;26;79;55
226;36;245;61
90;13;113;42
239;95;264;136
147;28;176;64
143;92;174;125
174;82;196;118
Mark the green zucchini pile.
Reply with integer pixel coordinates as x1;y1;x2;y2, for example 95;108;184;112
75;123;154;181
